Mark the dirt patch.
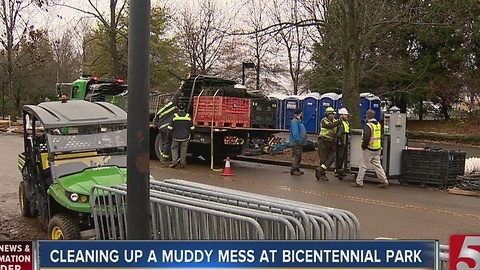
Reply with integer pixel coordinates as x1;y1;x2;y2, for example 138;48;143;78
0;215;46;240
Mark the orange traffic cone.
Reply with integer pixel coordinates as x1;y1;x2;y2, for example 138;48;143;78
221;157;234;176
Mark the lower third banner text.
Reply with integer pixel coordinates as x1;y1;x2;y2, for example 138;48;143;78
37;240;437;269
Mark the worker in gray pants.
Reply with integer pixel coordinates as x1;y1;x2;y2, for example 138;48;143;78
316;107;342;181
168;102;195;169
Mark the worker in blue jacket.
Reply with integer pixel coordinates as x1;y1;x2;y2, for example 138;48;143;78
289;107;308;176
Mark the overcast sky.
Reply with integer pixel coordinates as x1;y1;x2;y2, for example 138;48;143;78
30;0;252;41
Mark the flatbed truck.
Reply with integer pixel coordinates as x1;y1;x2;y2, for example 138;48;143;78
56;75;287;164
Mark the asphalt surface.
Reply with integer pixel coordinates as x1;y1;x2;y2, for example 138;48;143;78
1;132;479;244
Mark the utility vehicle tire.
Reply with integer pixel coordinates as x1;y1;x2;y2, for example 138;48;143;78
154;132;163;161
48;214;81;240
19;181;33;217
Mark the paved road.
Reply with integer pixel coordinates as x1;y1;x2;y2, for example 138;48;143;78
1;132;479;243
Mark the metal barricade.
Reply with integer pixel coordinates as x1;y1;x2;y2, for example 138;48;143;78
90;185;265;240
143;180;334;239
111;184;303;240
164;179;361;239
439;245;449;270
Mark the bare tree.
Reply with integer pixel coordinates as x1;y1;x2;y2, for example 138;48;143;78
51;29;82;83
270;0;310;95
300;0;419;127
244;0;273;90
214;36;248;80
177;0;228;75
0;0;38;121
52;0;127;77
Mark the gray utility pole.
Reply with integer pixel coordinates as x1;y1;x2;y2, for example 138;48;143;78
127;0;151;239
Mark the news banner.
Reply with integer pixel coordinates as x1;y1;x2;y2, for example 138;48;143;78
1;235;479;270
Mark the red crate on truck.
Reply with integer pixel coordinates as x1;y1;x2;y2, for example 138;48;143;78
193;96;251;127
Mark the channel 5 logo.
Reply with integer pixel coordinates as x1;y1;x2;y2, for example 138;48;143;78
450;235;480;270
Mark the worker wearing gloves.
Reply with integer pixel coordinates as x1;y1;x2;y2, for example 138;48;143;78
168;102;195;169
335;108;350;180
155;87;182;163
289;108;308;176
316;107;342;181
351;109;390;188
156;96;176;163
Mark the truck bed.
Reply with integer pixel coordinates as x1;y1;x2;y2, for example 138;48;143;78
194;125;288;133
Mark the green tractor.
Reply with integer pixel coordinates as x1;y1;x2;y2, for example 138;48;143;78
56;75;128;110
18;99;129;239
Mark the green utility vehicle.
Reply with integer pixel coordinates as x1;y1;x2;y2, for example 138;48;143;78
18;99;129;240
56;75;128;110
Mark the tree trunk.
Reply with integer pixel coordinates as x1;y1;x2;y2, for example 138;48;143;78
393;93;408;113
440;101;450;121
342;50;361;129
418;100;423;121
110;0;118;77
342;0;361;129
255;61;260;90
7;34;16;122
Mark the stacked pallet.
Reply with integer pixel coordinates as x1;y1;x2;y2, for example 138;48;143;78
401;148;466;189
179;75;246;115
250;97;277;129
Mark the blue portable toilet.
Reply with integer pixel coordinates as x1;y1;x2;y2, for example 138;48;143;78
368;95;382;121
320;93;339;120
284;95;305;130
303;93;321;134
359;92;372;127
336;94;343;116
268;94;288;129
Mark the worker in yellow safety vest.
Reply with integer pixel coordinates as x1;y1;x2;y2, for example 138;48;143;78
156;96;176;163
316;106;342;181
351;109;390;188
335;108;350;180
155;88;182;164
168;102;195;169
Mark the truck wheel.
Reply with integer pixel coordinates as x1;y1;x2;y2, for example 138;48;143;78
19;181;33;217
154;132;163;161
48;214;81;240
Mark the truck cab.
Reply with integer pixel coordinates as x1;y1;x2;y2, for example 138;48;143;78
56;75;127;110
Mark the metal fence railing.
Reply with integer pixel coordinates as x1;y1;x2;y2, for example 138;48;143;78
91;185;266;240
90;179;361;241
439;244;449;270
164;179;361;239
145;180;329;239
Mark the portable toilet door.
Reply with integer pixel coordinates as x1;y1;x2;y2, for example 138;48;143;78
336;94;343;117
303;96;320;134
268;94;287;129
284;96;302;130
368;95;382;121
359;93;372;127
320;93;339;120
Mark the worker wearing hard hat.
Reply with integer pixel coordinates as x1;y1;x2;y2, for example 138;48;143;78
316;106;342;181
335;108;350;180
